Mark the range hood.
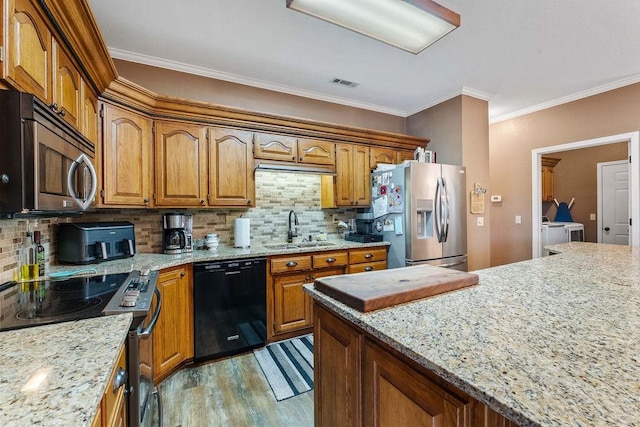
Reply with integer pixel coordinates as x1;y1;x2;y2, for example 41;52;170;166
254;160;336;175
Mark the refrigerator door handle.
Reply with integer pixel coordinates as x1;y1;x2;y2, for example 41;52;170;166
442;177;451;241
435;177;444;242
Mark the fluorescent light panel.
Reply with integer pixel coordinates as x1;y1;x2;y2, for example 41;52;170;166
286;0;460;54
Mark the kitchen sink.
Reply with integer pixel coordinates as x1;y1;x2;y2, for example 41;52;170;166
263;241;335;250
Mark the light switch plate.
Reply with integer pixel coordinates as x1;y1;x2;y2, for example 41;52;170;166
515;215;522;224
477;217;484;227
590;213;596;220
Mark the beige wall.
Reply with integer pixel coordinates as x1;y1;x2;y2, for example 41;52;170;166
114;59;406;134
489;83;640;266
543;143;628;242
406;96;462;165
407;95;490;270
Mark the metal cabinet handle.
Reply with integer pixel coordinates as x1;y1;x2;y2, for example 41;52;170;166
286;261;297;267
200;199;205;205
364;254;373;259
143;198;149;203
50;102;59;111
364;266;373;271
247;200;252;205
180;271;185;277
58;109;66;117
326;257;336;263
113;367;127;393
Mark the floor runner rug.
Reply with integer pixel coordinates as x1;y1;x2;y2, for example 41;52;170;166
253;334;314;401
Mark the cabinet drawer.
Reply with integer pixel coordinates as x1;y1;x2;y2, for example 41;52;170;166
349;247;387;264
271;255;312;273
349;260;387;274
313;251;348;269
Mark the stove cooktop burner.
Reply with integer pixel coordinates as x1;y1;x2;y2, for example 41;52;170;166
0;273;130;332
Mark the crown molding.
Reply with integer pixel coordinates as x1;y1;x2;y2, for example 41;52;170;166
490;73;640;124
405;86;492;117
109;48;407;117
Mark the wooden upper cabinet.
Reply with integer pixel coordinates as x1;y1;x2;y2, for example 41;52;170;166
254;133;297;162
52;39;81;128
370;147;396;170
335;143;370;207
298;138;335;165
208;127;255;207
396;149;415;163
541;156;560;203
154;120;208;207
6;0;52;103
80;79;98;144
101;103;153;207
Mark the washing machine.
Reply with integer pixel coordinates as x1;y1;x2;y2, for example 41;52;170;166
540;222;584;256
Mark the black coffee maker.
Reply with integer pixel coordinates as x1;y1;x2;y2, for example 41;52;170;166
345;212;383;243
162;213;193;254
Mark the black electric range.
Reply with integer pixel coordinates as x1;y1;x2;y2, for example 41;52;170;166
0;271;156;332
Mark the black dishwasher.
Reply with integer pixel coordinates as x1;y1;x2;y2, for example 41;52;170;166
193;257;267;361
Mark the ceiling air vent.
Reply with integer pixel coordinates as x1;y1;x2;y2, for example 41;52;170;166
331;77;359;88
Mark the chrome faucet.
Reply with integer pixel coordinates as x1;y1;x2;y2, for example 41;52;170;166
287;210;299;243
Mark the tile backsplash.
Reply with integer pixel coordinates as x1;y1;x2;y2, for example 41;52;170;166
0;171;357;282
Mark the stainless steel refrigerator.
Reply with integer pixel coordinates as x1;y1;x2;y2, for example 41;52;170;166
371;161;468;271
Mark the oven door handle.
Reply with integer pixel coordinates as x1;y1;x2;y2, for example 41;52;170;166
139;288;162;339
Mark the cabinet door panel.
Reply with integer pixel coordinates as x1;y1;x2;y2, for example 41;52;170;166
273;272;312;334
155;121;208;206
81;80;98;144
363;340;472;427
314;304;361;427
335;143;354;206
254;133;297;162
298;139;335;165
396;149;415;163
53;40;80;128
370;147;396;170
208;128;254;206
352;145;370;206
102;104;152;206
7;0;52;102
154;265;193;382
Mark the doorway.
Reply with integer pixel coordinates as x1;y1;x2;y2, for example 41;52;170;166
531;131;640;258
598;160;629;244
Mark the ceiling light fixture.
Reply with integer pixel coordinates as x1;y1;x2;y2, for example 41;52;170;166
286;0;460;54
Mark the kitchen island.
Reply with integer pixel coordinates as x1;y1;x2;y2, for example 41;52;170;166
305;242;640;426
0;314;132;426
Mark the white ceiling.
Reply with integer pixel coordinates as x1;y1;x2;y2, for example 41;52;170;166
87;0;640;123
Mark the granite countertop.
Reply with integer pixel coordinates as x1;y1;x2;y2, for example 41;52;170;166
0;314;132;426
45;238;389;278
305;242;640;426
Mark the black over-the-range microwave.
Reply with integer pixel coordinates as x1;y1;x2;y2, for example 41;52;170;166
0;90;97;218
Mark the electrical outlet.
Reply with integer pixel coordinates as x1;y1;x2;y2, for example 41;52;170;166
476;217;484;227
332;214;338;223
515;215;522;224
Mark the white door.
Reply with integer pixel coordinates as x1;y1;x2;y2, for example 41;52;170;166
598;161;629;244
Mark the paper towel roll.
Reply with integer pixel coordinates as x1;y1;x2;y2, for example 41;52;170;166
234;218;251;248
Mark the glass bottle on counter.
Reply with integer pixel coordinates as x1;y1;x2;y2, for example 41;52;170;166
34;231;45;276
20;231;39;280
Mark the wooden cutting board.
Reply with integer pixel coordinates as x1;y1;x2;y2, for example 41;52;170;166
314;265;479;312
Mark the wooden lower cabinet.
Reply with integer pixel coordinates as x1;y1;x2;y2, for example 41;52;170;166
314;301;361;427
268;251;347;341
363;340;472;426
92;343;127;427
153;264;194;383
314;304;518;427
348;247;388;274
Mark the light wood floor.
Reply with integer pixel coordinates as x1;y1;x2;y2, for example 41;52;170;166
155;353;314;427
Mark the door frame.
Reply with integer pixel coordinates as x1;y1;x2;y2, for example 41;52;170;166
597;160;629;243
531;131;639;258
